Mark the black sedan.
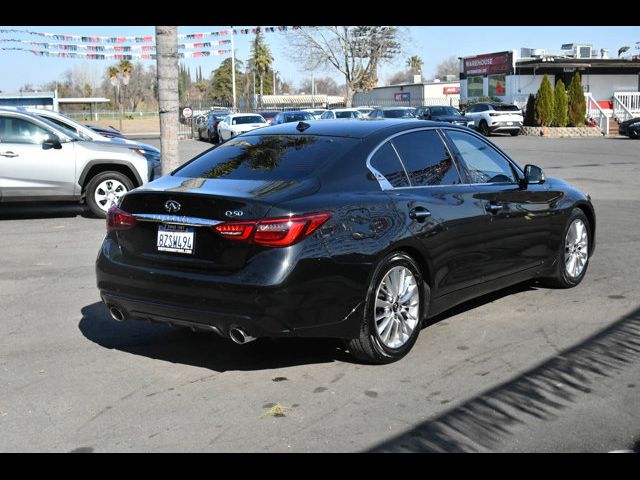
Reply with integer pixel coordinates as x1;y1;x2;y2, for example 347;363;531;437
415;105;473;128
619;117;640;139
198;111;231;143
96;119;596;363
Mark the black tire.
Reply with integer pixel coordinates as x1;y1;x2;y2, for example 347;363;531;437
347;252;428;364
541;208;591;288
629;130;639;139
510;130;520;137
85;171;134;218
479;120;490;136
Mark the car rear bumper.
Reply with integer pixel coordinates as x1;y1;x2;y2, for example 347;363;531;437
95;237;367;340
489;122;522;132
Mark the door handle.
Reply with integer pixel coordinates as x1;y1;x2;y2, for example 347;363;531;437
486;202;503;214
409;207;432;222
0;151;18;157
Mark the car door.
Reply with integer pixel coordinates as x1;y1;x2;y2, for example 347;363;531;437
218;117;229;140
371;128;492;296
0;114;77;200
442;128;554;281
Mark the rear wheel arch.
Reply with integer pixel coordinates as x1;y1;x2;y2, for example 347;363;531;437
574;202;596;255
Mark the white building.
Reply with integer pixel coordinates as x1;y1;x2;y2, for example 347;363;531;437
353;79;460;108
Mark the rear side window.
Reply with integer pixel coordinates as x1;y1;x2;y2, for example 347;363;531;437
174;134;359;181
369;142;410;188
391;130;461;187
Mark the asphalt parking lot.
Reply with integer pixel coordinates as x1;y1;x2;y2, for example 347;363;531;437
1;135;639;452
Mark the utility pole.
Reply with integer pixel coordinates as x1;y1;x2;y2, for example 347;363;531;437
311;71;315;108
230;26;236;111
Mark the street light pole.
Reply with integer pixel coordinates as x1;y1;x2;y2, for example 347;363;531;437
230;26;236;111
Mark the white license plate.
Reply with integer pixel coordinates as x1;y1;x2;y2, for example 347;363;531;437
506;122;513;125
157;224;194;254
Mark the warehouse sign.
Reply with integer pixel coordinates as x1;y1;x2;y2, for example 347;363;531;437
463;51;513;76
394;92;411;101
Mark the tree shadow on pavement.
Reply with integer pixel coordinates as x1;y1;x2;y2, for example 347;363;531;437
368;304;640;452
78;302;355;371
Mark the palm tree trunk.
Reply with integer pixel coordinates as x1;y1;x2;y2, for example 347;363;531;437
155;26;180;175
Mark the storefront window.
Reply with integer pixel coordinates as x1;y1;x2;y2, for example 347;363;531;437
467;76;483;98
488;74;506;97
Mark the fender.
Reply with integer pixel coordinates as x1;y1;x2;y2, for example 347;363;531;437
77;160;143;189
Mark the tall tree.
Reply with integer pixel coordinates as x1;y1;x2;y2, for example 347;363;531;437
406;55;423;75
567;73;586;127
209;57;243;104
436;56;459;80
155;26;180;175
286;26;403;106
524;93;536;126
250;31;273;108
535;75;554;127
553;79;568;127
299;76;340;95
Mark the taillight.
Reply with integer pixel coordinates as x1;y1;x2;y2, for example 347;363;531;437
106;205;137;231
214;213;331;247
489;112;501;116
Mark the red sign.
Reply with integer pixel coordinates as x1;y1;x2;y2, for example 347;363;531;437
443;86;460;94
463;51;513;76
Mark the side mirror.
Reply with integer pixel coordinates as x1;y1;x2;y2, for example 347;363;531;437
524;164;545;185
43;134;62;150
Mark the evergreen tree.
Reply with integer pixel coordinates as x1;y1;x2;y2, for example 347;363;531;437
553;79;568;127
209;57;243;104
535;75;554;127
567;72;586;127
524;94;536;126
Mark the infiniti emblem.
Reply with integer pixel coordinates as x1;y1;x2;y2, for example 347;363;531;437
164;200;181;213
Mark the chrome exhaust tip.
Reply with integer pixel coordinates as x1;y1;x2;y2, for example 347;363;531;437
108;305;126;322
229;327;256;345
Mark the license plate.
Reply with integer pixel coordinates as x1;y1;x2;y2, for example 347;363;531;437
157;224;194;254
506;122;513;125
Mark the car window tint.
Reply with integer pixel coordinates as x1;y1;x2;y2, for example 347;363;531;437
446;130;516;184
0;116;50;144
232;116;265;125
391;130;461;187
175;134;359;181
369;142;410;188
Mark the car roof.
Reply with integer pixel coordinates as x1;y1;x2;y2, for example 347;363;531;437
229;113;264;117
241;118;467;139
278;110;315;114
329;108;360;112
380;106;415;110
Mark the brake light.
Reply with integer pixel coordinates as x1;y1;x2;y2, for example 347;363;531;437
106;205;137;231
214;213;331;247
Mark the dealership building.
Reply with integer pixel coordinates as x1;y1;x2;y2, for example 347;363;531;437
459;45;640;133
353;78;461;107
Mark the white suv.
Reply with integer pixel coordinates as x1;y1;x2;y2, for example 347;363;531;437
463;102;523;136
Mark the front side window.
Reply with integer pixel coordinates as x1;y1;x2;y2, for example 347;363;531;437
391;130;461;187
369;142;409;188
446;130;516;184
0;116;50;144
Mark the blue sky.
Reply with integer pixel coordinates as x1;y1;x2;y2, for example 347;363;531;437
0;26;638;93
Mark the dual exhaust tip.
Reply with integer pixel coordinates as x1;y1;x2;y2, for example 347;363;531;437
107;304;256;344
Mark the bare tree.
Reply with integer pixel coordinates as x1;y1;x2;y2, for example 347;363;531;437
436;56;460;80
156;26;180;175
298;76;340;95
286;26;404;106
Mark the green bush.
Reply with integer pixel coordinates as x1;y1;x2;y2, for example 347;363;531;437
567;73;586;127
553;79;568;127
535;75;554;127
524;94;536;126
462;96;501;109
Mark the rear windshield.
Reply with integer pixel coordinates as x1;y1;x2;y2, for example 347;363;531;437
383;109;416;118
232;116;265;125
174;134;359;181
335;111;362;119
492;104;520;112
430;106;460;116
283;112;314;122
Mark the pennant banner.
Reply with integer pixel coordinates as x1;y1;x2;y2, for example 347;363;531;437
0;39;231;51
0;47;230;60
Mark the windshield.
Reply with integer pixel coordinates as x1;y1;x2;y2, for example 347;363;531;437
283;112;314;122
492;104;520;112
232;116;266;125
383;109;416;118
37;113;96;141
430;106;460;116
335;111;362;119
174;134;358;181
33;115;82;141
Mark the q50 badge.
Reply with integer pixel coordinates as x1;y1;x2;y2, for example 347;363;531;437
225;210;244;218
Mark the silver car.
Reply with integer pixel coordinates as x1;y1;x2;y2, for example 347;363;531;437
0;109;160;217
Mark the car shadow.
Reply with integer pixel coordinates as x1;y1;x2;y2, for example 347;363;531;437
79;281;539;372
0;202;96;220
78;302;356;371
368;304;640;452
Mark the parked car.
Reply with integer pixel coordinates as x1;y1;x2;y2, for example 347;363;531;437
198;111;231;143
319;108;363;119
618;117;640;139
257;111;280;125
96;118;595;364
368;107;417;119
271;110;316;125
415;105;473;127
217;113;268;142
0;109;160;217
85;124;128;139
5;107;161;162
462;102;523;136
302;108;327;119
